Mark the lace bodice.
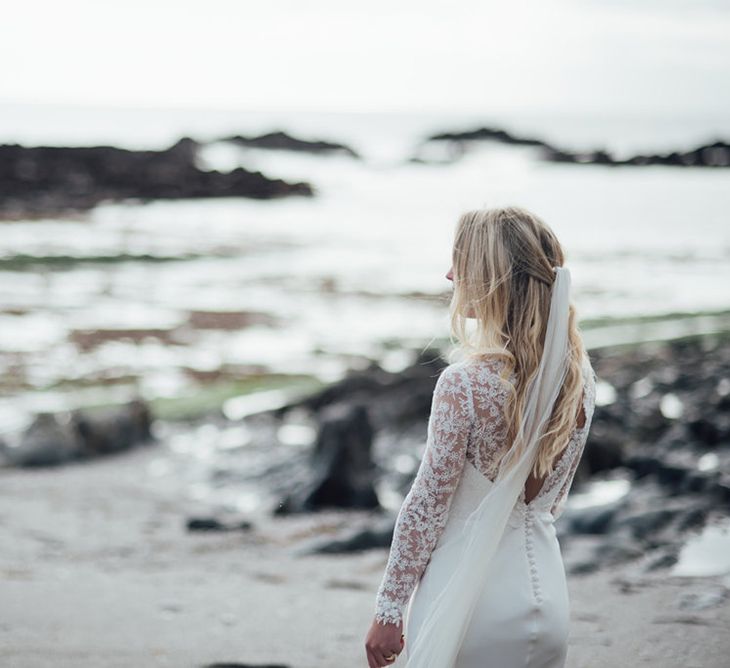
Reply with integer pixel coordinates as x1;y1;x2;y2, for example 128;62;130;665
373;354;597;626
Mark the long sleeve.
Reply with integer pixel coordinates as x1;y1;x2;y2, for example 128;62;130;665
373;363;474;626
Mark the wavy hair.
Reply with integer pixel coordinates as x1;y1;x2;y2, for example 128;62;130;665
447;206;588;478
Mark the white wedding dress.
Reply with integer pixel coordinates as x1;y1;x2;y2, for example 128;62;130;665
374;353;597;667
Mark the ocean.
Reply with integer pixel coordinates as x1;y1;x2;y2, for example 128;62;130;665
0;104;729;429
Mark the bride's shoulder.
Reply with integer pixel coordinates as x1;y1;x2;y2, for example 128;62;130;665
442;356;513;400
434;360;471;386
459;354;513;380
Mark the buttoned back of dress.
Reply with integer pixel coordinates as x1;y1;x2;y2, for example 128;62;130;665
374;352;597;628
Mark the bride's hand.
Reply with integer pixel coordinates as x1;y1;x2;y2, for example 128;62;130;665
365;618;404;667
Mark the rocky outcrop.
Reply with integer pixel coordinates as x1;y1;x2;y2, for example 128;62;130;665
425;126;550;148
303;335;730;574
410;126;557;164
542;140;730;168
277;349;445;430
416;124;730;168
0;400;153;467
0;138;313;219
276;402;379;513
265;348;445;515
555;335;730;573
220;130;360;158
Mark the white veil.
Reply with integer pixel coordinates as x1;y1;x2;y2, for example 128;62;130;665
403;265;573;667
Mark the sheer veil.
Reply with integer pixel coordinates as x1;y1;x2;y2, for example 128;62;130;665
403;265;573;667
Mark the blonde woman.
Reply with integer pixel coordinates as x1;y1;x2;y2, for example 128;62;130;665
364;206;597;667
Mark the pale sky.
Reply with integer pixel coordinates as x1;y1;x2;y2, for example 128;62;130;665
2;0;729;115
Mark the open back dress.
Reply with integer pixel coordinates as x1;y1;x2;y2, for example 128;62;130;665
374;353;597;667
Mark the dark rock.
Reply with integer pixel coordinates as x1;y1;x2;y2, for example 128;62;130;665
655;463;690;490
645;551;679;571
599;538;646;565
6;400;153;467
198;335;730;580
306;516;395;554
6;413;81;466
186;517;253;532
613;508;677;540
279;347;445;430
267;349;451;515
632;399;671;442
74;399;152;456
681;470;715;494
714;473;730;505
221;130;360;158
623;453;661;479
566;501;623;534
542;139;730;169
567;560;601;575
676;506;710;531
688;415;730;446
0;140;313;218
716;392;730;412
412;126;562;164
581;411;626;473
418;124;730;169
425;126;551;148
587;150;613;165
276;402;379;513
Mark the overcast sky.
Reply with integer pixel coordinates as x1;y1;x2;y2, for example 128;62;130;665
2;0;729;116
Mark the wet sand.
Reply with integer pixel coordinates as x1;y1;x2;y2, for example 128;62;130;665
1;442;728;668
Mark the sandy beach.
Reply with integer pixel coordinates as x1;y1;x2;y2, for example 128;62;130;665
1;440;728;668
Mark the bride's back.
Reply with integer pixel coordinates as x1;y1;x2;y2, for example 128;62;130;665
457;353;596;517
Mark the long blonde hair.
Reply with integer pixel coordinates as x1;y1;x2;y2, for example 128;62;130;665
448;206;587;478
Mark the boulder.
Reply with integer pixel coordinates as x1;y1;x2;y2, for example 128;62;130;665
5;400;153;467
276;402;379;513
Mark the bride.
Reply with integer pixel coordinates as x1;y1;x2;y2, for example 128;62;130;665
364;206;597;668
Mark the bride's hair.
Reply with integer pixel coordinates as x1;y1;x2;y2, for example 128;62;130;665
448;205;588;478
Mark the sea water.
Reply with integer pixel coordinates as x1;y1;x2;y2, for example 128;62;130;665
0;105;729;427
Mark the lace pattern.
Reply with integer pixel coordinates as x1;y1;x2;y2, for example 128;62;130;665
373;354;597;625
548;361;597;517
464;360;514;481
373;363;473;625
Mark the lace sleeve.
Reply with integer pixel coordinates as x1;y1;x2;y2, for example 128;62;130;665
373;363;474;626
550;367;597;519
